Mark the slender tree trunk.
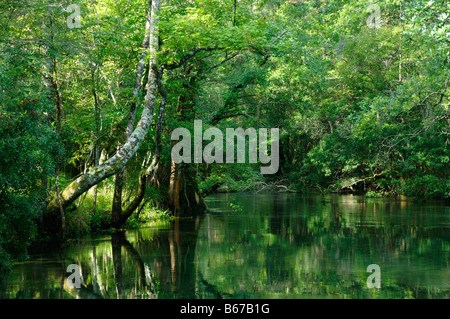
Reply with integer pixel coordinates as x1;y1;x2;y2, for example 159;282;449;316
112;81;167;228
45;0;161;234
43;8;66;242
111;0;153;224
120;62;208;220
233;0;237;26
91;64;101;212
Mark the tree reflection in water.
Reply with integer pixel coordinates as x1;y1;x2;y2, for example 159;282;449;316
1;194;449;299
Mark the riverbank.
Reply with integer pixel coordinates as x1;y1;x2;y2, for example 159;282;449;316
202;175;449;200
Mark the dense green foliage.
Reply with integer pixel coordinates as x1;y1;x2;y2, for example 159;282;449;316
0;99;59;269
0;0;448;270
0;28;61;269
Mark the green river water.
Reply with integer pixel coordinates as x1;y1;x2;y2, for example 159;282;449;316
0;193;449;299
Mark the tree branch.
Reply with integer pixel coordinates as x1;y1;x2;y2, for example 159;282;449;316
160;46;221;72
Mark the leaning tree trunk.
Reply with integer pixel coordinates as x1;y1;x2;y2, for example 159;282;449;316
111;0;153;227
124;63;207;218
119;48;223;219
45;0;161;235
111;84;167;229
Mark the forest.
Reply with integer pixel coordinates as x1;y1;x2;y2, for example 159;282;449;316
0;0;448;273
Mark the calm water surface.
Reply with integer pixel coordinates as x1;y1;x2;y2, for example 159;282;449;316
1;193;449;299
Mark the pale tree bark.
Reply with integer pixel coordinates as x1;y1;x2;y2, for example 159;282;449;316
111;0;154;225
109;24;223;227
111;79;167;228
110;61;167;228
46;0;161;231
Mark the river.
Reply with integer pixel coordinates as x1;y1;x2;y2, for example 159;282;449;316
0;193;449;299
